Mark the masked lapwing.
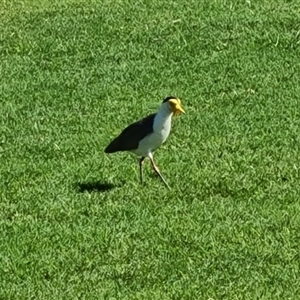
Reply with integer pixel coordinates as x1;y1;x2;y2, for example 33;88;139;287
104;96;185;189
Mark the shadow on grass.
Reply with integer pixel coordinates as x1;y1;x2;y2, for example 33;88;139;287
75;181;120;193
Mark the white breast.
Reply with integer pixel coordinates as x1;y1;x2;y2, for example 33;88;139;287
132;108;173;157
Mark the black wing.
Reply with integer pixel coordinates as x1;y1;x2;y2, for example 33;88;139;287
104;113;156;153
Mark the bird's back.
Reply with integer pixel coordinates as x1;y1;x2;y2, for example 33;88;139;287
104;113;156;153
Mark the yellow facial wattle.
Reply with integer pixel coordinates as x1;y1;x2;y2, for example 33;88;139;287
169;98;185;115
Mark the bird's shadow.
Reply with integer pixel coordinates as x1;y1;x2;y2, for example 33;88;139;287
75;181;120;193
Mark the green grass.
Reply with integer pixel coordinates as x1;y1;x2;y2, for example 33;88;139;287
1;0;300;298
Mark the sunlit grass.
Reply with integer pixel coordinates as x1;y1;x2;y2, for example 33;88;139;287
1;0;300;299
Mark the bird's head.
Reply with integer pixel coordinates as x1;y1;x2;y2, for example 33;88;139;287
162;96;185;116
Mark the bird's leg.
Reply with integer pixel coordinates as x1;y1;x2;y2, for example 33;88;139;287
139;156;146;185
148;154;171;190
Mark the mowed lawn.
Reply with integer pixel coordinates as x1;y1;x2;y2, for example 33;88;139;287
1;0;300;299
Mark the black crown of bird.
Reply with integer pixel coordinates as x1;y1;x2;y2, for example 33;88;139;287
104;96;185;189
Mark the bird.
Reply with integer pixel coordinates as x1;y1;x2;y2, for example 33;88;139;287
104;96;185;189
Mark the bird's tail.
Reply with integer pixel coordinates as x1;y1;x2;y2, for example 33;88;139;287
104;138;119;153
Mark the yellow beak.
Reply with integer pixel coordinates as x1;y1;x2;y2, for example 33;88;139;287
169;98;185;115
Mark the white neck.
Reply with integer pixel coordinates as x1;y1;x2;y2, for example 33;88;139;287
153;103;173;134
